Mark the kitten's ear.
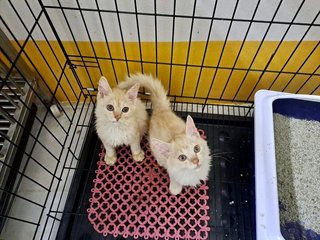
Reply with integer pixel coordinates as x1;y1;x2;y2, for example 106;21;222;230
186;115;200;137
127;83;140;103
151;138;171;158
98;76;112;97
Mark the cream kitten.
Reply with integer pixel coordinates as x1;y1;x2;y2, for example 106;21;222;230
95;76;148;165
119;74;211;195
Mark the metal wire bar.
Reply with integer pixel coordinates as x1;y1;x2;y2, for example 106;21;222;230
0;187;44;208
41;5;320;28
220;0;262;99
134;0;144;74
46;98;92;238
48;0;95;89
0;214;39;226
180;0;197;96
248;0;312;97
114;0;130;77
265;12;320;92
76;0;103;76
4;2;75;119
203;0;240;107
34;92;85;239
255;4;318;100
297;65;320;93
1;0;318;239
50;96;92;227
0;158;50;191
0;4;41;90
65;54;320;77
311;82;320;94
38;0;86;92
231;0;284;101
278;41;320;93
65;102;96;237
0;102;62;163
154;0;158;77
95;0;118;83
39;94;92;239
0;19;72;128
193;0;218;97
0;48;68;143
0;128;61;177
0;84;64;149
168;0;177;95
0;65;77;236
24;0;78;104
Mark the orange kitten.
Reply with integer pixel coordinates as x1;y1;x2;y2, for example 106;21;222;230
95;76;148;165
119;74;211;194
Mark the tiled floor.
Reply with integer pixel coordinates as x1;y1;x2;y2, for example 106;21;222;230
1;103;93;240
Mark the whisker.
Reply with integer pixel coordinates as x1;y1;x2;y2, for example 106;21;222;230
210;151;232;156
212;155;232;163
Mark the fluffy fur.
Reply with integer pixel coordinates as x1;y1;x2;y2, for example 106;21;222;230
95;76;148;165
118;74;211;194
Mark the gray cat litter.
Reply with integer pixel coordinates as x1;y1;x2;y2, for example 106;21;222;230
273;113;320;239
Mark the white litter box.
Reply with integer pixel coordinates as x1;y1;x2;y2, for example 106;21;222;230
254;90;320;240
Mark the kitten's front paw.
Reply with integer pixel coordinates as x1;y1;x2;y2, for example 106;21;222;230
132;151;145;162
104;154;117;165
169;183;182;195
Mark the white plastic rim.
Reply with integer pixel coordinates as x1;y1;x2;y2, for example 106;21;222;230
254;90;320;240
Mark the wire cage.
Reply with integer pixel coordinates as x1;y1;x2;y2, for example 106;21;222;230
0;0;319;239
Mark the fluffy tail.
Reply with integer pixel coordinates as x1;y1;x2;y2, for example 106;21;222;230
118;73;170;110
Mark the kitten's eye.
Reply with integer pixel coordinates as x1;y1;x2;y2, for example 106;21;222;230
178;154;187;161
106;104;114;111
122;107;129;113
194;145;201;153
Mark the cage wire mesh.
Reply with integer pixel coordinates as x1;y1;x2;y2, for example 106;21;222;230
0;0;319;239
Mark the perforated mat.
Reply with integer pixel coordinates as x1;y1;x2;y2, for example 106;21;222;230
87;130;210;239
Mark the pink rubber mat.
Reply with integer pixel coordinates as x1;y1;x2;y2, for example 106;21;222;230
87;130;210;239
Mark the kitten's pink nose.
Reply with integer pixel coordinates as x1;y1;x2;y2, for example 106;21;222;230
114;113;121;121
192;158;199;165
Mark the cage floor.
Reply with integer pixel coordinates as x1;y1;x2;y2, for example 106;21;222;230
57;112;255;240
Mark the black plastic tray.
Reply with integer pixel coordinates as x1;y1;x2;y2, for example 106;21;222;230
57;112;255;240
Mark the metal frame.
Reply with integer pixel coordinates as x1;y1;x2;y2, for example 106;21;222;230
0;0;319;239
